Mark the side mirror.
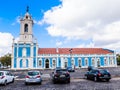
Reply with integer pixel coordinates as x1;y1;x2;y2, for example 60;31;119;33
86;71;89;74
52;72;54;74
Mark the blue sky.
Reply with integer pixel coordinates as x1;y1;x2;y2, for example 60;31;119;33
1;0;120;56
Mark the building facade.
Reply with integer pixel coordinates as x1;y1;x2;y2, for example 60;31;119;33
11;10;117;69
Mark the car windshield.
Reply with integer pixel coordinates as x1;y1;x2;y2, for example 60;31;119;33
56;69;67;73
0;72;3;76
28;71;39;76
99;70;109;74
67;67;72;69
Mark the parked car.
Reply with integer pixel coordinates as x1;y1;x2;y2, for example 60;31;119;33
0;71;14;86
52;68;70;84
66;67;75;72
25;70;42;85
84;69;111;82
88;66;96;71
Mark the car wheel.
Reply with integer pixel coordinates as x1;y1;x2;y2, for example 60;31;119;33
68;80;70;83
11;78;14;83
53;80;56;84
3;80;7;86
106;79;110;82
94;77;97;82
39;82;42;85
25;82;28;85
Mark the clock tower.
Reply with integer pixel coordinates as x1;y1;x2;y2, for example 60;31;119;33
19;7;33;43
11;7;38;69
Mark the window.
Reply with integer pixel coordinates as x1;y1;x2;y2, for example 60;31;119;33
92;58;95;66
24;24;28;32
110;57;113;65
39;60;42;66
53;60;56;68
78;59;81;67
64;59;68;68
85;58;88;66
104;58;107;65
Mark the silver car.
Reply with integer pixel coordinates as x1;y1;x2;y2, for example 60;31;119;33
25;70;42;85
0;71;14;86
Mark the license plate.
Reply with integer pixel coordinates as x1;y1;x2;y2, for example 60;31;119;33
60;75;65;77
104;75;108;77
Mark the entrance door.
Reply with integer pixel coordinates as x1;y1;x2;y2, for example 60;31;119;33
45;59;49;68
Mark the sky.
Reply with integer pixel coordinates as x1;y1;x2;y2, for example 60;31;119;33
0;0;120;56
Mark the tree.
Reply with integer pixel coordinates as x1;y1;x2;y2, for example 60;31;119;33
117;54;120;65
0;54;11;67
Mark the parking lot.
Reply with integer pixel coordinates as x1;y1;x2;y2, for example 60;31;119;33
1;67;120;90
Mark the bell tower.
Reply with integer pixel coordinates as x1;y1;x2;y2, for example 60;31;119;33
19;6;34;43
11;7;38;69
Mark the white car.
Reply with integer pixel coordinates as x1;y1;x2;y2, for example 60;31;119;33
0;71;14;86
25;70;42;85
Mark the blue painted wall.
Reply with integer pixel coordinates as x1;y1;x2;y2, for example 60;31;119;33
33;46;36;57
26;59;28;67
18;47;22;57
14;58;17;68
50;58;52;68
82;57;85;66
100;57;104;66
33;58;36;67
26;47;30;57
68;57;71;67
20;59;22;68
14;46;17;57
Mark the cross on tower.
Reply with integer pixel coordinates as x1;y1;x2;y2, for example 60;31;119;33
26;6;29;12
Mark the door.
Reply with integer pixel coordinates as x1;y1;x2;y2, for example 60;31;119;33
45;59;49;68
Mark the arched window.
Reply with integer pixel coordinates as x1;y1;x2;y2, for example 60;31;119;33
85;58;88;66
104;58;107;66
78;58;81;67
24;24;28;32
53;60;56;68
97;58;100;67
39;60;42;66
92;58;95;66
64;58;68;68
110;57;114;65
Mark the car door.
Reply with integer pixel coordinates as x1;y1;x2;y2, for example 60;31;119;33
6;72;10;83
90;70;96;80
9;72;14;82
87;70;93;79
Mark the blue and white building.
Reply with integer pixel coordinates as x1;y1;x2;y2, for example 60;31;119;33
11;10;117;69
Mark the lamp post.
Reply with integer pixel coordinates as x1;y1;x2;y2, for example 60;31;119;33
69;48;73;68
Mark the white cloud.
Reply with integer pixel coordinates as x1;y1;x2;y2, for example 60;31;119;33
0;32;13;56
11;16;21;26
41;0;120;50
56;41;63;46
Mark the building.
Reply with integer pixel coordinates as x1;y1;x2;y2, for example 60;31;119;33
11;9;117;69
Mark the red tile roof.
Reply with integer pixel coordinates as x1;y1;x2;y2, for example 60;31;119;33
38;48;114;55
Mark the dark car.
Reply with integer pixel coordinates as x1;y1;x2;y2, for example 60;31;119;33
52;68;70;84
84;69;111;82
88;66;96;71
66;67;75;72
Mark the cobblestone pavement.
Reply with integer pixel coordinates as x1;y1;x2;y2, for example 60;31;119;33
0;67;120;90
1;77;120;90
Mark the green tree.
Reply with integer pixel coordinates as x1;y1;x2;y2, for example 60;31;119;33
117;54;120;65
0;54;11;67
